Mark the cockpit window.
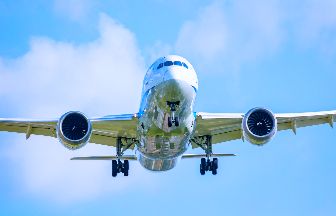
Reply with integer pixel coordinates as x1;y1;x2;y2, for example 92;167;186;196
182;62;188;69
174;61;182;66
164;61;173;66
157;63;163;69
156;60;189;70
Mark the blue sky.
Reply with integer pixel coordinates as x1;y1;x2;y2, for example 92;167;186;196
0;0;336;215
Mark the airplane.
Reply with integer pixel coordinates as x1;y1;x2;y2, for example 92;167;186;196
0;55;335;177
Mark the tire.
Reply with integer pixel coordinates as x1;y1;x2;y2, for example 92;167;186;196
212;168;217;175
168;117;172;127
124;160;129;172
112;160;118;177
201;158;206;167
124;170;129;176
174;117;179;127
213;158;218;170
200;164;205;175
200;158;206;175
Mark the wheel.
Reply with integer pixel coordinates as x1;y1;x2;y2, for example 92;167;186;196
112;160;118;177
168;117;172;127
212;158;218;170
200;164;205;175
212;168;217;175
124;160;129;172
201;158;206;168
124;170;129;176
174;117;179;127
200;158;206;174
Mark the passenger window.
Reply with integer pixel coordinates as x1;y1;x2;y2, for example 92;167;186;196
182;62;188;69
164;61;173;66
157;63;163;69
174;61;182;66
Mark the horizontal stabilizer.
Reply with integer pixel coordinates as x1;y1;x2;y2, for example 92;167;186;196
71;155;137;161
181;153;236;159
71;153;235;161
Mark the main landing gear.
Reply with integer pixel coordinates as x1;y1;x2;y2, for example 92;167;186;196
191;135;219;175
200;158;218;175
167;101;180;127
112;159;129;177
112;137;136;177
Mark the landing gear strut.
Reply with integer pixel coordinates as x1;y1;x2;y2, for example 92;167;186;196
167;101;180;127
191;135;219;175
112;137;136;177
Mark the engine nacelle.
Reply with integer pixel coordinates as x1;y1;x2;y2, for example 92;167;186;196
56;111;92;150
242;107;277;145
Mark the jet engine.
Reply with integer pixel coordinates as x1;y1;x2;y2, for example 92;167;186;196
56;111;92;150
242;107;277;145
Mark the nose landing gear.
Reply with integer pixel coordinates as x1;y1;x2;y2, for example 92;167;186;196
167;101;180;127
168;116;179;127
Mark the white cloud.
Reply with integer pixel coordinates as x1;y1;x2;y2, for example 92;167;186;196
0;14;155;203
175;0;284;70
1;14;145;117
175;2;228;62
295;0;336;56
53;0;94;21
174;0;336;68
144;41;173;65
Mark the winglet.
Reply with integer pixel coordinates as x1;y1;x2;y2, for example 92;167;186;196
26;124;32;140
329;115;334;128
291;119;297;135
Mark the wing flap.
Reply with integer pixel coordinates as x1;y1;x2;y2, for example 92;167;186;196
91;114;138;138
193;110;336;149
194;112;243;136
0;114;138;147
0;119;57;138
276;112;336;132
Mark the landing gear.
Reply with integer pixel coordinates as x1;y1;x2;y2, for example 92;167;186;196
199;158;218;175
192;135;219;175
112;159;129;177
112;137;137;177
168;116;179;127
167;101;180;127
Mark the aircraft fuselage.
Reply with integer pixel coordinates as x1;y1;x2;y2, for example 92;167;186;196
136;55;198;171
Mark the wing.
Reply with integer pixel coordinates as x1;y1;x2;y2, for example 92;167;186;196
0;114;138;147
192;110;336;148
